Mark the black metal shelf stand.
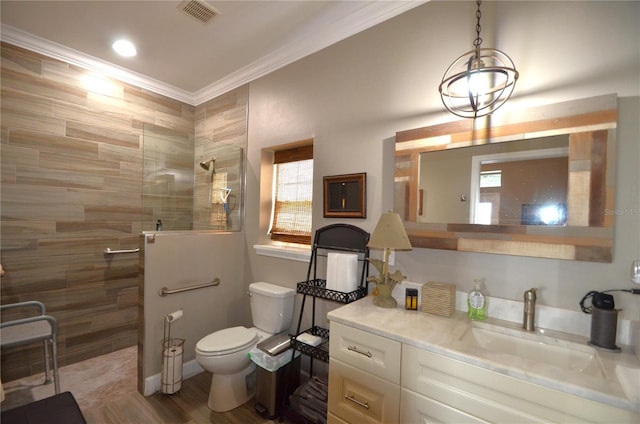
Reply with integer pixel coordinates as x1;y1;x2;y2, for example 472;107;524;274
280;224;369;423
291;224;370;374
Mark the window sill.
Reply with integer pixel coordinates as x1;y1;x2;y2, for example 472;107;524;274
253;244;311;262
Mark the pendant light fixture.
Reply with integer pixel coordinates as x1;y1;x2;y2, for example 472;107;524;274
439;0;518;119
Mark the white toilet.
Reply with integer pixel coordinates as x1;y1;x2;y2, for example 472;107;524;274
195;282;295;412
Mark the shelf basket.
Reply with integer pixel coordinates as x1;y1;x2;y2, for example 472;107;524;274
291;326;330;363
296;279;367;304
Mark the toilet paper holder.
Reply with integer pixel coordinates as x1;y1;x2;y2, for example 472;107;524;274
161;309;185;395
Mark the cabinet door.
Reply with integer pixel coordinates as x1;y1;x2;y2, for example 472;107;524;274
328;358;400;424
401;388;490;424
330;321;401;384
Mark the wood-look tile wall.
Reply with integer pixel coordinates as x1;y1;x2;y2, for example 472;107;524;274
0;42;241;382
193;87;248;230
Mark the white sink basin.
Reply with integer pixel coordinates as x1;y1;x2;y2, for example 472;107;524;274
460;322;603;377
615;365;640;404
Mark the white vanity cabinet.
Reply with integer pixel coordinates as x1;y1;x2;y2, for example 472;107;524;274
327;322;401;424
401;345;638;423
328;320;639;424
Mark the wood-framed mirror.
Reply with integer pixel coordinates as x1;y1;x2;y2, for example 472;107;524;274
394;94;617;262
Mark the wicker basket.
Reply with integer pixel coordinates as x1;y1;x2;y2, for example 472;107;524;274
422;281;456;317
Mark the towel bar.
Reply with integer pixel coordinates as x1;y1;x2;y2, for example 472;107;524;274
158;278;220;296
104;248;139;255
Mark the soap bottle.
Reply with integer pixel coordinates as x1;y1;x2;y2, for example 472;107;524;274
467;279;487;320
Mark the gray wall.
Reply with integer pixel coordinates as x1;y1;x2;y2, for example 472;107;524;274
244;1;640;325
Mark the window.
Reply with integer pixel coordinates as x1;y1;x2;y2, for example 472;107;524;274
477;170;502;224
480;170;502;188
270;144;313;244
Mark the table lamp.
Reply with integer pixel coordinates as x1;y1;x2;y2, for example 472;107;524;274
367;211;412;307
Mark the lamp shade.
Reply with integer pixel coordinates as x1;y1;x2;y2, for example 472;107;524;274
368;212;412;250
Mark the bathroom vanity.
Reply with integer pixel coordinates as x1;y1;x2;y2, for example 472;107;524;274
326;297;639;423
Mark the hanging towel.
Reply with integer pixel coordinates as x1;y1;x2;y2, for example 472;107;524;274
326;252;358;292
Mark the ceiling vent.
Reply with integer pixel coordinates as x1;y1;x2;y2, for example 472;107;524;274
178;0;219;24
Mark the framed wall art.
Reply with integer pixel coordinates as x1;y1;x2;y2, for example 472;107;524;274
323;173;366;218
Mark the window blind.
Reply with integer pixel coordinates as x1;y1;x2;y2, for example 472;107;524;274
270;145;313;244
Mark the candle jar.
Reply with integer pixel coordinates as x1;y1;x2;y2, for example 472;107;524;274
405;288;418;310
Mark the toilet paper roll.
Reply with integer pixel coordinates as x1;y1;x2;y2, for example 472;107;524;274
166;309;183;322
326;252;358;292
161;345;183;394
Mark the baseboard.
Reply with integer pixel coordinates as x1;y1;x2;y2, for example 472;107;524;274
143;359;204;396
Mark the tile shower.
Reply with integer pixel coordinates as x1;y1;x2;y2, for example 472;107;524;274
0;42;248;382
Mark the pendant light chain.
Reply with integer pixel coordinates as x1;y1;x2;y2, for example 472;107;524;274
473;0;483;51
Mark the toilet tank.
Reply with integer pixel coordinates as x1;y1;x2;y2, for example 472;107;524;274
249;282;295;334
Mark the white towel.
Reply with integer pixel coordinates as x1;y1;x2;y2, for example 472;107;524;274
296;333;323;347
326;252;358;292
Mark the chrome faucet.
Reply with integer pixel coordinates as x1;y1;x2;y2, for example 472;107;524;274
523;288;537;331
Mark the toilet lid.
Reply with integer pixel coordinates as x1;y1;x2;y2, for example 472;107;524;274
196;326;258;356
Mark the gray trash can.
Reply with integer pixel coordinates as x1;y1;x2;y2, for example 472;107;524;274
249;334;300;419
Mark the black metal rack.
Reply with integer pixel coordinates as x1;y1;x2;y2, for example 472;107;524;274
291;224;370;370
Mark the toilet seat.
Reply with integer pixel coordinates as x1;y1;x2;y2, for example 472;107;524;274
196;326;259;357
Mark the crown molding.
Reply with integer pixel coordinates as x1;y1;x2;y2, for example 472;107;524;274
1;25;196;105
2;1;425;106
192;1;427;104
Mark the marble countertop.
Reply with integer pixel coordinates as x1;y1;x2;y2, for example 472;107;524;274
327;297;640;413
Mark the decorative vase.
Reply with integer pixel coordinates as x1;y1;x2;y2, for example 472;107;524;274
373;282;397;308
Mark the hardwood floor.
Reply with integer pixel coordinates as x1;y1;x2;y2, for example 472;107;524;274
1;346;295;424
83;372;290;424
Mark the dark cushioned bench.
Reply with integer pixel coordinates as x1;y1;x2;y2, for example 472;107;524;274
1;392;86;424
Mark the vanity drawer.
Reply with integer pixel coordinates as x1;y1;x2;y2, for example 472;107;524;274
329;321;401;384
328;358;400;424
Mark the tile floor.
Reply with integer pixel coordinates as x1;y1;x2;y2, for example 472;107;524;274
1;346;138;413
1;346;294;423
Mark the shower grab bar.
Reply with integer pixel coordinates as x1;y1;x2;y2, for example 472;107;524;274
158;278;220;297
104;248;140;255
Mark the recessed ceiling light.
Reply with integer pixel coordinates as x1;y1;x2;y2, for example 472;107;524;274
112;39;137;57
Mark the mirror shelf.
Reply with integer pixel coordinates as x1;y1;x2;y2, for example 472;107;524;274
394;94;617;262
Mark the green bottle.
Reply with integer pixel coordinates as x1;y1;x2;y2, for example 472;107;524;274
467;279;487;320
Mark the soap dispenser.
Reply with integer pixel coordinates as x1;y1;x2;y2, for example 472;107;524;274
467;279;487;320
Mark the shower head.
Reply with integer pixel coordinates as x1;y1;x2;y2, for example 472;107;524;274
199;158;215;171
